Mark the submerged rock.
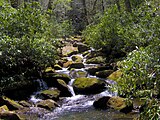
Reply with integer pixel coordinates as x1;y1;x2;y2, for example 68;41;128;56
36;99;59;111
0;96;23;110
73;77;106;94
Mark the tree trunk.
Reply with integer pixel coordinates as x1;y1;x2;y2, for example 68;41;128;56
124;0;132;12
81;0;89;25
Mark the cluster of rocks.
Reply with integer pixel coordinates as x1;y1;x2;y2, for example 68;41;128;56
0;36;136;119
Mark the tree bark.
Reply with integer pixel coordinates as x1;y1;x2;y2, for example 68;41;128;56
124;0;132;12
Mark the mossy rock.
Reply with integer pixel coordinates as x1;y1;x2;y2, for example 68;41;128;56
87;65;113;75
19;101;31;107
73;77;106;95
73;42;90;53
38;88;60;101
57;79;72;97
95;70;114;78
107;70;122;81
63;61;73;68
0;96;23;110
107;97;133;113
62;46;78;57
68;62;85;70
43;73;71;85
54;64;62;70
0;105;9;112
69;70;88;79
36;99;59;111
44;67;55;73
86;56;106;64
71;55;83;63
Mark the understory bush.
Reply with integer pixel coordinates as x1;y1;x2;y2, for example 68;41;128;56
0;2;60;92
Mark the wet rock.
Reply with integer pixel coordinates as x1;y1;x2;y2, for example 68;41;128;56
86;65;113;75
43;73;71;85
107;97;133;114
71;55;83;63
0;111;22;120
68;62;85;70
57;79;72;97
19;101;32;107
0;96;23;110
73;42;90;53
44;67;55;73
63;61;73;68
93;96;111;109
73;77;106;94
0;105;9;112
86;56;106;64
62;46;78;57
93;96;133;114
107;70;122;81
95;70;114;78
54;64;63;70
38;88;60;101
69;69;88;79
36;99;59;111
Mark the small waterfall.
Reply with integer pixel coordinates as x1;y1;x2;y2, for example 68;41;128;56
36;79;48;90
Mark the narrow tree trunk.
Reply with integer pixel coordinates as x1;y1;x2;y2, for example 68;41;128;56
81;0;89;25
124;0;132;12
101;0;105;13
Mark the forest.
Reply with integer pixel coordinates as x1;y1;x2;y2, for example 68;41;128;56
0;0;160;120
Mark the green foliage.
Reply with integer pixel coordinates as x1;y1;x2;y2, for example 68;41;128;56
83;1;159;58
0;2;59;92
117;46;160;98
140;99;160;120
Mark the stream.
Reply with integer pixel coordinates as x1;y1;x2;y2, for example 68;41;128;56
27;49;138;120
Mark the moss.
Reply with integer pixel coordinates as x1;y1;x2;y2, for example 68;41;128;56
73;78;103;89
86;56;105;64
45;67;55;73
40;89;60;99
107;70;122;81
0;105;9;112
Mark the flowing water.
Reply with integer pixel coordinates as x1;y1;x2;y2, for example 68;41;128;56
28;52;138;120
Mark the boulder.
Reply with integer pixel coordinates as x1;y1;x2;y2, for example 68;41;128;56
62;46;78;57
95;70;114;78
107;97;133;114
43;73;71;85
36;99;59;111
73;42;90;53
63;61;73;68
93;96;133;114
93;96;111;109
38;88;60;101
69;69;88;79
57;79;72;97
86;65;113;75
73;77;106;94
0;105;9;112
86;56;106;64
0;96;23;110
107;70;122;81
71;55;83;63
68;63;85;70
